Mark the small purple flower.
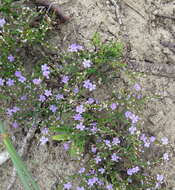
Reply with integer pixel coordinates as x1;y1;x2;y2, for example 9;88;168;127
44;89;52;97
63;142;70;151
76;187;85;190
98;168;105;174
15;71;22;77
150;136;156;143
112;137;120;145
73;87;79;94
39;95;46;102
62;75;69;84
76;105;85;114
41;128;49;135
41;64;50;71
104;139;111;147
78;167;85;174
86;97;95;104
42;70;50;79
111;153;121;162
87;177;98;186
18;76;26;83
110;103;117;110
144;141;150;148
94;156;102;164
49;105;57;113
163;153;169;161
133;83;141;91
106;184;113;190
76;122;85;130
0;18;6;27
91;146;97;153
82;59;92;68
68;43;83;52
55;94;64;100
64;182;72;190
156;174;164;182
0;78;5;86
73;114;83;121
6;78;14;86
20;95;27;101
7;108;13;116
12;106;20;113
12;121;19;128
32;78;42;85
127;166;140;176
90;126;98;133
161;137;168;145
129;125;137;135
83;80;96;91
8;55;15;62
40;136;49;145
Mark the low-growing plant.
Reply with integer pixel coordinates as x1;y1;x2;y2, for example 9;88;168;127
0;2;168;190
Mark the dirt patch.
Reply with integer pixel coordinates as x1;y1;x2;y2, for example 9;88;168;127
0;0;175;189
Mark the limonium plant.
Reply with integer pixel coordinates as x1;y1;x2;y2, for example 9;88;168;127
0;1;169;190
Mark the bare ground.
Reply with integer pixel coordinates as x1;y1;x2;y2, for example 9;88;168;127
0;0;175;189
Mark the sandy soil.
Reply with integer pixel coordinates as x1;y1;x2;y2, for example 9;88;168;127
0;0;175;189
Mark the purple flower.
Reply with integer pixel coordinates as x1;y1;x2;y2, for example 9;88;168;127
64;182;72;190
55;94;64;100
133;83;141;91
156;174;164;182
63;142;70;151
161;137;168;145
76;105;85;114
41;64;50;71
12;106;20;112
7;108;13;116
76;122;85;130
40;136;49;145
0;18;6;27
39;95;46;102
125;111;139;124
42;70;50;79
127;166;140;176
44;89;52;97
8;55;15;62
110;103;117;110
15;71;22;77
12;121;19;128
90;126;98;133
150;136;156;143
68;43;83;52
73;114;83;121
41;64;50;79
73;87;79;94
98;168;105;174
86;97;94;104
91;146;97;153
41;128;49;135
32;78;42;85
104;139;111;147
111;153;121;162
76;187;84;190
94;156;102;164
163;153;169;161
18;76;26;83
112;137;120;145
106;184;113;190
87;177;98;186
0;78;5;86
62;75;69;84
83;80;96;91
82;59;92;68
78;167;85;174
128;125;137;134
6;78;14;86
49;105;57;113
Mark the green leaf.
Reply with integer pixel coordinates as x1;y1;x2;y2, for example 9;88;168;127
52;134;71;141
